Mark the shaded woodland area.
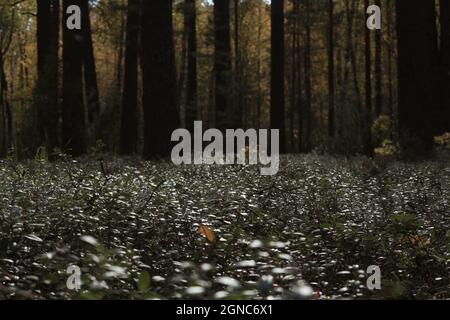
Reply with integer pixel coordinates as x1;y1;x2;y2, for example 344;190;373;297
0;0;448;159
0;0;450;301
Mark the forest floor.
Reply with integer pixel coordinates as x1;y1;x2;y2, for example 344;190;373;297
0;154;449;300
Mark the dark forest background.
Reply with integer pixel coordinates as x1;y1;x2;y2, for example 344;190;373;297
0;0;449;160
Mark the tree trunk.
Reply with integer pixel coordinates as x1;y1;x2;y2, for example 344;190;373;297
290;0;298;152
349;0;362;109
116;2;126;92
185;0;198;133
141;0;179;158
80;0;100;124
343;0;362;141
271;0;286;153
327;0;335;138
386;0;394;118
293;0;302;152
303;0;312;152
396;0;439;156
233;0;241;128
214;0;233;130
374;0;382;117
364;0;373;155
36;0;60;152
178;2;188;125
256;0;263;129
62;0;87;156
0;45;6;157
440;0;450;133
120;0;140;155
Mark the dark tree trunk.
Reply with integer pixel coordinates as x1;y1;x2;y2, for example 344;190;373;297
374;0;382;117
233;0;242;128
364;0;373;156
141;0;179;158
80;0;100;124
117;7;126;92
288;0;296;152
271;0;286;153
178;2;188;123
0;47;6;157
327;0;335;138
386;0;394;118
214;0;233;130
36;0;60;152
256;0;263;129
290;0;298;152
292;0;302;152
120;0;140;155
440;0;450;133
1;30;13;155
62;0;87;156
303;0;312;152
184;0;198;133
348;0;362;109
396;0;439;156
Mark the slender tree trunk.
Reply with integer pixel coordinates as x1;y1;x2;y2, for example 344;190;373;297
327;0;335;138
256;0;262;129
342;0;362;135
117;4;126;92
36;0;59;152
120;0;140;155
364;0;372;117
396;0;439;156
62;0;87;156
18;34;25;107
141;0;179;158
207;70;215;128
0;44;6;157
293;0;302;152
386;0;394;118
374;0;382;117
185;0;198;133
440;0;450;133
342;0;352;102
178;2;188;123
233;0;241;128
349;0;362;108
214;0;233;130
290;0;297;152
81;0;100;124
364;0;373;155
303;0;312;152
271;0;286;153
295;21;302;153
